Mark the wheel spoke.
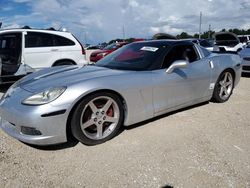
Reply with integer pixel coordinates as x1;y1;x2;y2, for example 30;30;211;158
81;119;95;130
105;116;119;123
219;81;224;86
224;88;229;96
219;87;224;97
224;72;228;82
96;124;103;138
225;81;232;87
102;99;113;113
89;101;98;113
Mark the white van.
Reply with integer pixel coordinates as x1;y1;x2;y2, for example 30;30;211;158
0;28;88;84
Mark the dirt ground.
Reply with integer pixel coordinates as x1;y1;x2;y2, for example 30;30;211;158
0;76;249;188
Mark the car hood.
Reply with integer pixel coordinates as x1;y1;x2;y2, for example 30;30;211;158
18;65;128;93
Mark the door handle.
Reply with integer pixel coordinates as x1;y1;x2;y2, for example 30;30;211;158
209;61;214;69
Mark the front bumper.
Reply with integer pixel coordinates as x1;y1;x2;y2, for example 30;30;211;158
0;87;70;146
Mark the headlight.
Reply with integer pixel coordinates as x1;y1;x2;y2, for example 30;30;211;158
22;87;66;105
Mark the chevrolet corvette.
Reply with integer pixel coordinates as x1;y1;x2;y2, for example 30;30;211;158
0;40;242;145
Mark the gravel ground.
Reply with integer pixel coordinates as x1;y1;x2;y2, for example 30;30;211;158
0;76;249;188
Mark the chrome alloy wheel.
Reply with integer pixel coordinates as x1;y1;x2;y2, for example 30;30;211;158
218;72;233;101
80;96;120;140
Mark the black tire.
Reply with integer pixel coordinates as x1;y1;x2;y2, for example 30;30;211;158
71;92;124;145
54;61;75;66
211;70;234;103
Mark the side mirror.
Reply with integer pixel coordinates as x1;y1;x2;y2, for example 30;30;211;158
166;60;189;74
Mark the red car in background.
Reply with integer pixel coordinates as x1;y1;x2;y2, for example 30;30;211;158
90;42;128;62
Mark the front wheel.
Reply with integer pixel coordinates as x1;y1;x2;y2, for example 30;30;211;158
71;92;124;145
211;70;234;103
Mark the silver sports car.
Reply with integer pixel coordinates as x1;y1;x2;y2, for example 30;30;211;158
0;40;242;146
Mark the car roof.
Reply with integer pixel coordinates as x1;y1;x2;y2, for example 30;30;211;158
0;28;71;35
133;39;193;46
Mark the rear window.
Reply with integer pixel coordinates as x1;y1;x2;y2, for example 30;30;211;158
199;40;213;47
200;47;211;57
54;35;75;46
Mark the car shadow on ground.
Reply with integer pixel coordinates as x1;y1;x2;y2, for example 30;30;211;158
123;101;209;131
23;138;79;151
161;185;174;188
29;101;208;151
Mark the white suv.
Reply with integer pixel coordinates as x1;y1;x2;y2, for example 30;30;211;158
0;28;87;84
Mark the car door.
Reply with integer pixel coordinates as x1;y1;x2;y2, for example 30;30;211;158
152;44;211;115
23;31;61;70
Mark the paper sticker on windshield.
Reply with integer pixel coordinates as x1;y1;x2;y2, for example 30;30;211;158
140;46;159;52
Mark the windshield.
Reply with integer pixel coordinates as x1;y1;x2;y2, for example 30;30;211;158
96;42;168;71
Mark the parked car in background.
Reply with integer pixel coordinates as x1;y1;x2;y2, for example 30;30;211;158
213;32;245;52
239;44;250;74
238;35;250;45
90;42;128;63
85;45;102;50
0;40;242;146
0;28;87;84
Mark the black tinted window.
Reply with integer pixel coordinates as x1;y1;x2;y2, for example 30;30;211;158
25;32;54;47
199;40;213;47
162;45;199;68
54;35;75;46
96;42;168;71
0;33;22;49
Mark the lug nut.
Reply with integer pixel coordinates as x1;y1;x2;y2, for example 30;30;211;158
103;116;106;120
101;111;105;115
94;118;97;122
98;121;102;124
96;112;99;115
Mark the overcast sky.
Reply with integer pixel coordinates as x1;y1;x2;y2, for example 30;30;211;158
0;0;250;44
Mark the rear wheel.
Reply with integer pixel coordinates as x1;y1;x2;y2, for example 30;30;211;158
53;61;75;66
212;70;234;103
71;92;124;145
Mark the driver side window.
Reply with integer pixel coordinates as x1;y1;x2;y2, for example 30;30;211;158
162;44;200;69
